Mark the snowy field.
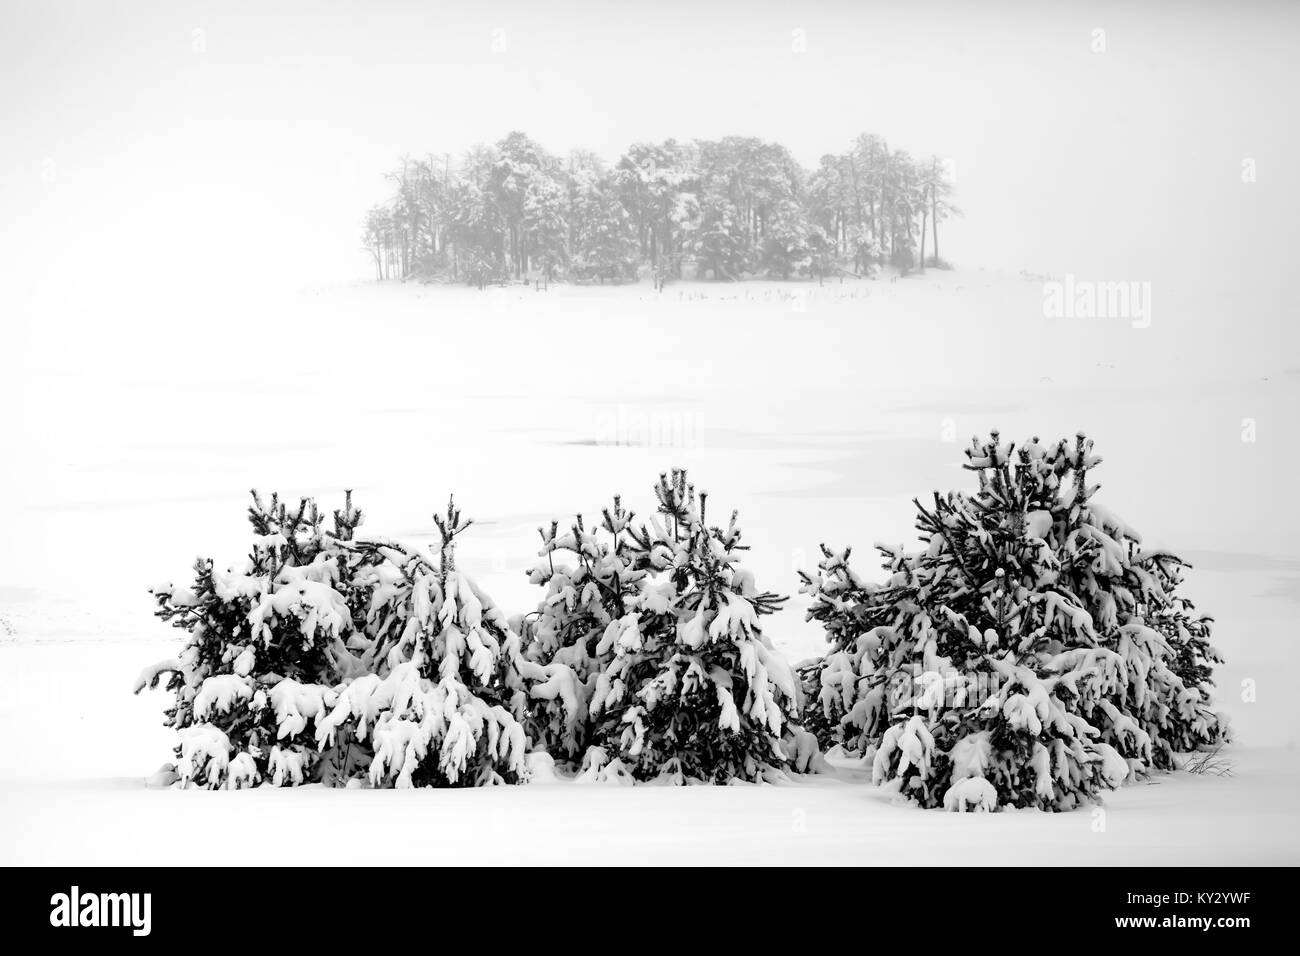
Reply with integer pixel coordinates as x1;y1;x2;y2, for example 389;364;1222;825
3;269;1299;864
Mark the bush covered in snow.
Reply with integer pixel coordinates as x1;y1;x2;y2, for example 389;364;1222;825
520;470;813;783
794;657;842;752
799;433;1228;811
137;493;534;788
514;496;645;762
135;491;376;788
314;499;532;787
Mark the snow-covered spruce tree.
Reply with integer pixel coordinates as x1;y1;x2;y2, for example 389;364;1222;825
313;499;532;787
578;470;816;783
135;491;375;788
799;433;1227;811
514;497;645;764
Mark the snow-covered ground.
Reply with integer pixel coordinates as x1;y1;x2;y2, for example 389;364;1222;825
3;269;1298;864
2;638;1296;865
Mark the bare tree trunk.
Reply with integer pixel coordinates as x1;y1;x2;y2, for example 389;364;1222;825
919;195;928;272
932;192;940;262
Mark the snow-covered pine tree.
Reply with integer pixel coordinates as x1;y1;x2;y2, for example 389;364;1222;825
515;497;644;763
799;433;1227;811
1136;558;1227;758
135;491;373;788
583;470;810;783
796;545;885;754
793;656;845;752
313;498;532;787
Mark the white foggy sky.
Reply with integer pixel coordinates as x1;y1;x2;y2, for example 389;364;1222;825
1;0;1297;298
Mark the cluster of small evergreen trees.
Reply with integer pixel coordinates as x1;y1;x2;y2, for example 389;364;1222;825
137;436;1226;810
363;131;957;286
137;472;814;790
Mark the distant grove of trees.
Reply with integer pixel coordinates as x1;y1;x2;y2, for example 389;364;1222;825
363;131;958;286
